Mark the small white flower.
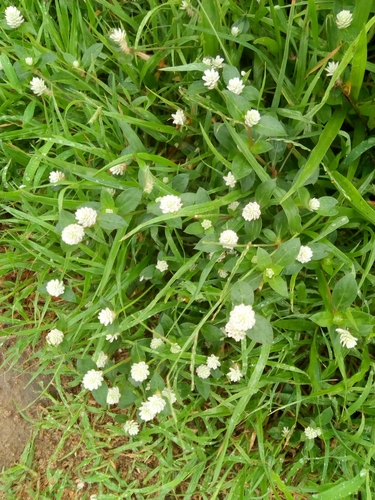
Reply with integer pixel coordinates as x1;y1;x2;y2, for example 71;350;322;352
219;229;238;249
202;68;220;90
228;201;239;211
336;328;357;349
203;57;212;66
162;177;169;184
296;245;313;264
75;207;97;228
106;332;120;342
61;224;85;245
223;171;236;188
265;268;274;279
180;0;194;16
159;195;183;214
225;323;246;341
131;361;150;382
162;387;177;404
229;304;256;331
106;386;121;405
25;57;33;66
106;187;116;197
94;351;108;368
170;343;181;354
231;26;240;37
228;365;243;382
98;308;116;326
105;208;114;213
139;401;155;421
110;163;127;175
110;28;129;51
227;77;245;95
150;338;164;349
308;198;320;211
46;329;64;346
124;420;140;436
207;354;221;370
76;481;85;490
49;171;65;183
171;109;186;126
211;55;225;69
201;219;212;230
5;6;24;28
281;427;291;438
46;279;65;297
325;61;339;77
241;70;246;77
147;394;166;414
30;77;48;96
336;10;352;30
82;370;104;391
72;60;80;68
245;109;261;127
218;269;228;279
156;260;168;272
242;201;261;221
196;364;211;379
304;426;322;439
251;255;258;264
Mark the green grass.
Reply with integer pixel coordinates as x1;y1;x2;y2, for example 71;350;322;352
1;0;375;498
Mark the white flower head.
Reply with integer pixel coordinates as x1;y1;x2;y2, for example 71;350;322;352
110;28;129;52
207;354;221;370
336;328;357;349
281;426;291;438
219;229;238;249
196;364;211;379
162;387;177;404
61;224;85;245
211;55;225;69
201;219;212;230
131;361;150;382
75;207;97;228
242;201;261;221
159;195;183;214
229;304;256;331
46;279;65;297
76;481;85;490
82;370;103;391
245;109;261;127
231;26;240;37
325;61;339;77
203;57;212;66
72;60;80;68
156;260;168;272
46;329;64;346
49;171;65;183
202;68;220;90
5;6;24;28
304;426;322;439
218;268;228;278
25;57;33;66
170;343;181;354
296;245;313;264
105;208;114;213
124;419;140;436
336;10;353;30
98;308;116;326
228;201;240;211
147;394;166;414
106;386;121;405
227;77;245;95
265;268;274;279
224;323;246;341
139;402;155;422
106;332;120;342
30;77;48;96
308;198;320;211
223;171;236;188
110;163;127;175
228;365;243;382
150;337;164;349
171;109;186;126
180;0;194;16
106;187;116;197
94;351;108;368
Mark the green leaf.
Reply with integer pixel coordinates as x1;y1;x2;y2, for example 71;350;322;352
161;63;208;72
201;324;223;342
350;27;367;101
317;196;338;216
247;314;273;344
231;281;255;306
118;389;138;409
268;276;289;297
82;43;103;67
310;311;333;327
253;115;287;137
232;154;252;180
184;222;204;235
97;213;128;230
256;247;272;271
273;319;314;331
332;274;358;311
313;470;367;500
255;179;277;207
149;372;165;392
116;188;142;214
223;91;250;121
92;382;108;406
222;65;240;84
195;377;210;400
77;358;97;373
272;239;301;267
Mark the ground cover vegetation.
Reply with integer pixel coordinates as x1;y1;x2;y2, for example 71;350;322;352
1;0;375;498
